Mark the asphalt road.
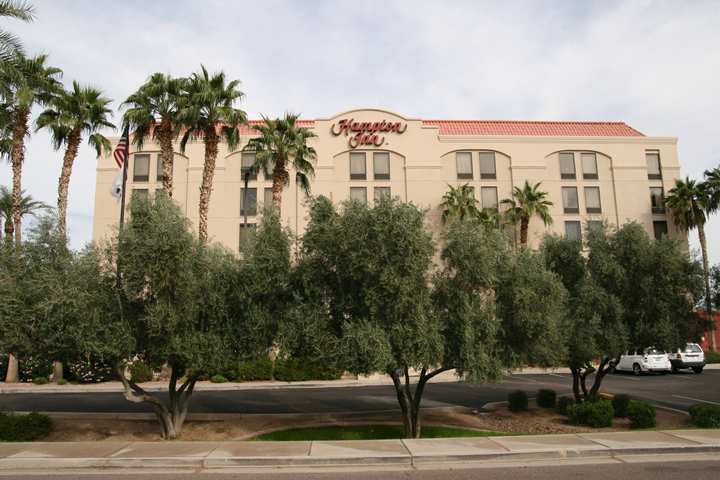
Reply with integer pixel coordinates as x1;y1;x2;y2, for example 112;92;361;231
2;459;720;479
0;371;718;414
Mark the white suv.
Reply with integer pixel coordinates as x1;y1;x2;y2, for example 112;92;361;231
613;347;672;375
669;343;705;374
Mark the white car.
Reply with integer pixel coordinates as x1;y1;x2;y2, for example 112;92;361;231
612;347;672;375
669;343;705;373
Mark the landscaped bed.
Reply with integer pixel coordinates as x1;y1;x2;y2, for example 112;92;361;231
251;425;503;441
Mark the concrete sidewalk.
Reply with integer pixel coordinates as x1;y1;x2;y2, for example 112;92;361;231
0;430;718;471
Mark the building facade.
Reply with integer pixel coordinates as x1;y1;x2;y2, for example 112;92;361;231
92;108;682;250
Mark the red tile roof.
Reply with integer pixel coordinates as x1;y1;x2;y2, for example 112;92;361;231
421;120;644;137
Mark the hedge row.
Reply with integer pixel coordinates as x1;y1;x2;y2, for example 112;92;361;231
0;412;53;441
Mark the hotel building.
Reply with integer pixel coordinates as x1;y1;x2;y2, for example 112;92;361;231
92;109;682;250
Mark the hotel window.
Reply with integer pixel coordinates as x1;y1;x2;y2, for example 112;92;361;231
562;187;579;214
584;187;602;214
241;152;257;180
350;187;367;203
650;187;665;214
559;152;576;179
133;154;150;182
239;224;256;248
263;187;273;208
565;221;582;241
374;187;391;202
479;152;496;179
481;187;498;210
156;155;165;182
653;221;668;240
646;151;662;180
456;152;473;179
350;152;366;180
373;152;390;180
581;153;598;180
240;187;257;216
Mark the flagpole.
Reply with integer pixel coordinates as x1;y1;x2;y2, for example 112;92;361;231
116;126;130;288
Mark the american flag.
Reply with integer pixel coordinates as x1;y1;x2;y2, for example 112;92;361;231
113;126;129;168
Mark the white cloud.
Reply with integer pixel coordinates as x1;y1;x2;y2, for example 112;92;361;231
2;0;719;262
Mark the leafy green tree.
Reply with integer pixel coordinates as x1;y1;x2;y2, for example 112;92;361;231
0;185;49;242
440;184;480;223
245;113;317;214
501;180;553;248
0;0;34;63
179;65;246;243
35;81;114;238
0;52;61;244
666;177;715;350
122;73;186;196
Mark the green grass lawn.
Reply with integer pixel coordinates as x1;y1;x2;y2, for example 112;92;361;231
252;424;505;441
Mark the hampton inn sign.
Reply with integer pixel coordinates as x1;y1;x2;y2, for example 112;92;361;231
330;118;407;148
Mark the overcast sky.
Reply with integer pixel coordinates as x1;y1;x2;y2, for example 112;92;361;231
2;0;719;262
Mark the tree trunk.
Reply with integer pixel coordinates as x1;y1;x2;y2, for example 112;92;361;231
158;121;174;197
697;224;716;351
519;217;529;248
271;157;288;215
117;364;196;439
11;108;29;246
56;129;82;239
198;129;219;244
388;366;451;439
5;354;19;383
570;367;582;401
52;361;64;382
588;358;610;398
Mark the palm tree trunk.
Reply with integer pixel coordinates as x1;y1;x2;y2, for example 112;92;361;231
519;217;529;248
56;129;82;239
198;128;218;244
158;121;174;196
271;157;288;214
11;108;29;246
698;224;716;351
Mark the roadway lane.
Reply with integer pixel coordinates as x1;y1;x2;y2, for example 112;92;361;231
0;371;718;414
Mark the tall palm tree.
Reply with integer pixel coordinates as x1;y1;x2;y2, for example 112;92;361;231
0;52;62;245
178;65;246;243
0;0;35;63
501;180;553;248
122;73;186;196
0;185;49;241
245;113;317;214
704;167;720;213
440;184;480;223
35;81;114;238
666;177;715;351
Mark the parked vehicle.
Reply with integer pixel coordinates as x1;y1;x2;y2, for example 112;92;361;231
611;347;672;375
669;343;705;373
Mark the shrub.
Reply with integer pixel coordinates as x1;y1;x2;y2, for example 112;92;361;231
210;374;228;383
130;362;154;383
508;390;529;412
568;399;614;427
56;378;67;385
0;412;53;441
627;400;656;429
0;354;7;381
237;356;274;381
273;358;343;382
32;376;49;385
706;350;720;364
689;404;720;428
66;355;115;383
556;396;575;416
536;389;557;409
19;356;52;382
612;394;631;418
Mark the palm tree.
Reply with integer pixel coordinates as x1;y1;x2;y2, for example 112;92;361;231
501;180;553;248
0;52;62;245
178;65;246;243
440;184;480;223
122;73;186;196
0;0;35;63
704;167;720;213
0;185;49;241
245;113;317;214
36;81;114;238
666;177;715;351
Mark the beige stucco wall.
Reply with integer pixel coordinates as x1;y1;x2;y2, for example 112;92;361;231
92;109;682;251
